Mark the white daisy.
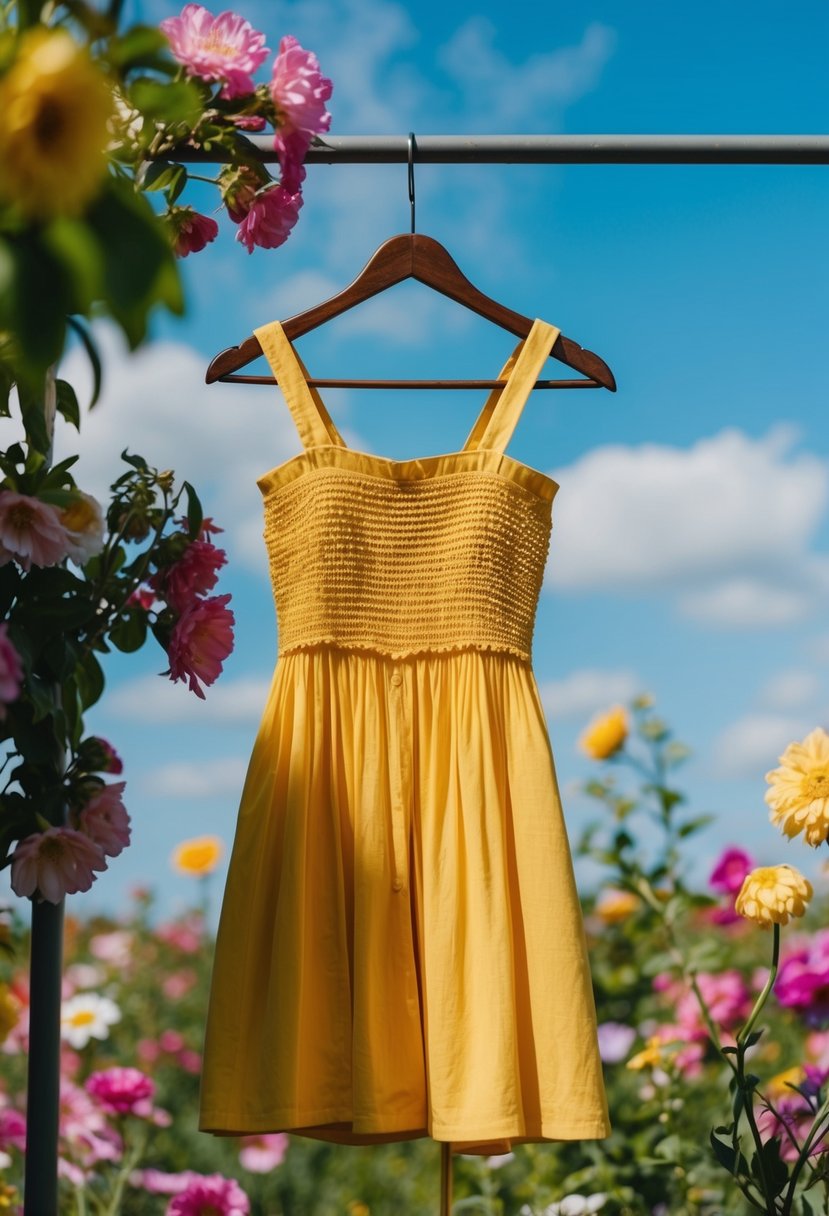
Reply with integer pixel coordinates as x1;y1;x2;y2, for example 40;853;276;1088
60;992;121;1049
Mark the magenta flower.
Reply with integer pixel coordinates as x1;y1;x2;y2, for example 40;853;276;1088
86;1066;155;1116
152;539;227;613
76;781;131;860
709;846;756;895
235;184;302;253
0;623;23;718
0;490;71;570
166;1174;250;1216
238;1132;289;1172
89;738;123;775
272;126;310;194
776;930;829;1021
11;827;107;903
0;1105;26;1153
166;593;235;698
59;1079;122;1170
159;4;269;98
168;206;220;258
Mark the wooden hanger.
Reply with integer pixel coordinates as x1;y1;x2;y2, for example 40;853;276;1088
206;135;615;392
206;233;616;390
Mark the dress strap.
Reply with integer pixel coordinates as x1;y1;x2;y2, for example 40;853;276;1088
253;320;347;452
462;319;562;455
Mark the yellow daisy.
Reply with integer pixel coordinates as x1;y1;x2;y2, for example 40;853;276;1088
735;864;813;928
765;727;829;847
579;704;629;760
172;835;224;876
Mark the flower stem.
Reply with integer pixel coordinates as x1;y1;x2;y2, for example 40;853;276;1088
738;924;780;1048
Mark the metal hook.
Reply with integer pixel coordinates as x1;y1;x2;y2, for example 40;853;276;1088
407;132;416;234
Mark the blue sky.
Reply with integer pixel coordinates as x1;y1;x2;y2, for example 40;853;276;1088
7;0;828;922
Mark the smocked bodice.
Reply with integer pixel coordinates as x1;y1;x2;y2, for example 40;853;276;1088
259;449;556;661
252;317;563;664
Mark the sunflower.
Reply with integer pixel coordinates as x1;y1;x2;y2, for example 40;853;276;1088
0;27;114;219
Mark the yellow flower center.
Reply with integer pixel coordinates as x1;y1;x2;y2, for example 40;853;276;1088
67;1009;96;1028
33;95;66;147
9;503;36;530
61;497;97;532
804;770;829;798
202;32;237;57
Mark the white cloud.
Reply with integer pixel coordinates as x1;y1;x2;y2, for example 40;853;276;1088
141;756;249;798
547;426;829;627
757;669;823;712
108;674;272;724
710;713;816;779
437;19;616;127
539;668;642;721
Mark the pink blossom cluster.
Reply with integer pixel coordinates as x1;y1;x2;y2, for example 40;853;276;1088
131;1169;250;1213
0;488;104;572
649;968;754;1077
140;520;235;699
705;845;756;926
138;1029;202;1075
775;929;829;1021
10;778;130;904
159;6;331;255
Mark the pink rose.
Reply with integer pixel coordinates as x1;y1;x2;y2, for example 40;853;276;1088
160;4;269;98
0;623;23;718
235;184;302;253
270;37;332;192
168;206;219;258
10;827;107;903
0;490;71;570
151;540;227;613
166;593;235;698
76;781;131;859
86;1066;155;1116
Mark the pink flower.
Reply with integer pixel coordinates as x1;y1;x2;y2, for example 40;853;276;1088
0;1104;26;1153
0;490;71;570
89;930;133;967
10;827;107;903
88;738;123;775
596;1021;637;1064
231;114;266;131
155;914;203;953
709;846;755;895
128;587;156;610
60;1079;122;1169
86;1066;155;1116
219;165;261;223
270;35;332;189
162;969;198;1000
160;4;269;98
166;1173;250;1215
235;184;302;253
76;781;131;859
0;623;23;718
152;540;227;613
168;206;220;258
776;930;829;1020
166;593;235;699
133;1169;203;1195
238;1132;289;1172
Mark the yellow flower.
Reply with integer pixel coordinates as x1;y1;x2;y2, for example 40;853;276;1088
595;888;639;924
0;983;19;1045
172;835;224;876
765;727;829;847
626;1035;664;1071
0;28;114;219
579;705;628;760
766;1065;805;1100
735;864;813;928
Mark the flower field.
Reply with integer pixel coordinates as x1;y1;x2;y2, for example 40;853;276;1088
2;706;829;1215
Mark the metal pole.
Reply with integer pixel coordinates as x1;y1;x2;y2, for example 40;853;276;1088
170;133;829;165
23;365;64;1216
24;899;64;1216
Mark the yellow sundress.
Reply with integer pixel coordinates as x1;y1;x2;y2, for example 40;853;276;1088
199;317;611;1154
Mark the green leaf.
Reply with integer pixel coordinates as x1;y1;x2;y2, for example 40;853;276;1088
42;217;104;313
120;449;149;473
6;234;73;381
750;1137;788;1197
66;316;103;409
128;77;203;126
76;651;105;711
710;1130;738;1175
677;814;715;838
16;378;50;456
141;161;187;196
109;610;148;653
106;25;170;71
182;481;203;539
55;380;81;432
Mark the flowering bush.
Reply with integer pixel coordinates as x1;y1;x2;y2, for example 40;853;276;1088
2;717;829;1212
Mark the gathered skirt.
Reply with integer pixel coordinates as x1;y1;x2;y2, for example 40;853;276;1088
199;646;610;1154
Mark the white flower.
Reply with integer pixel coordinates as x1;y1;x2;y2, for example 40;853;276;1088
60;992;121;1048
60;491;105;566
0;1149;11;1169
525;1197;609;1216
485;1152;515;1168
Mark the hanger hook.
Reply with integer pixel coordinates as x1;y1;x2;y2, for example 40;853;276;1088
407;131;416;234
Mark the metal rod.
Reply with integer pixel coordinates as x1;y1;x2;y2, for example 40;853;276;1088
170;133;829;165
24;898;64;1216
440;1142;453;1216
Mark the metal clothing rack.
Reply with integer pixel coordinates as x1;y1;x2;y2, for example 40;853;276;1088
23;132;828;1216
